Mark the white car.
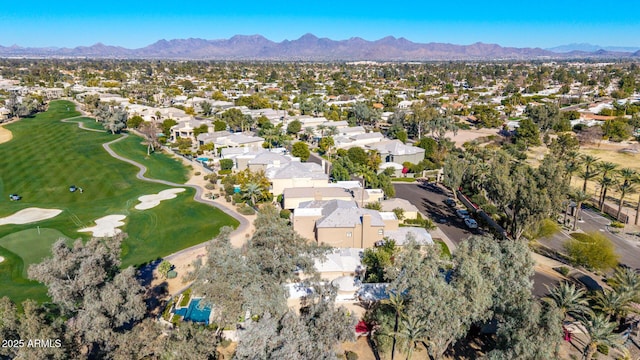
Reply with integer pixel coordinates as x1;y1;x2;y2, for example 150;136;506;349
456;209;470;219
464;218;478;229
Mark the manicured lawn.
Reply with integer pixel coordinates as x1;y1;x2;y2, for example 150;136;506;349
0;100;238;303
109;134;189;184
64;116;107;131
0;228;70;277
434;239;452;259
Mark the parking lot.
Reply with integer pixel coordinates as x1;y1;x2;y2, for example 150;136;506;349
394;182;484;247
394;182;559;297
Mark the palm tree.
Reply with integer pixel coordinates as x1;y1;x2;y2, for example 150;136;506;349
303;126;315;143
579;313;622;360
580;154;600;192
242;182;262;206
572;189;590;231
327;125;339;137
394;315;429;360
592;289;634;324
262;128;281;149
564;156;582;186
598;177;616;211
543;282;591;320
597;162;618;205
316;124;327;138
614;181;637;220
608;266;640;301
383;292;406;360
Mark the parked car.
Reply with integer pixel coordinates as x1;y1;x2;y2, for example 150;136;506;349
444;198;456;207
456;209;470;218
464;218;478;229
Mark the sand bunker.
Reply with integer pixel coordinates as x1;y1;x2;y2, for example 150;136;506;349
0;207;63;226
0;126;12;144
0;256;4;263
79;215;126;237
135;188;185;210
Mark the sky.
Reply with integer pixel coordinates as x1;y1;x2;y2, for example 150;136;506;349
1;0;639;49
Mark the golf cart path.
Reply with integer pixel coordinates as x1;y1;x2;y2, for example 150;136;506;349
61;115;250;258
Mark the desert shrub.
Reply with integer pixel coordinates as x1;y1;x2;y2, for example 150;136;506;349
279;209;291;219
237;204;256;215
565;232;619;271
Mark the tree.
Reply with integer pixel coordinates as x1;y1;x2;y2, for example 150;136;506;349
549;133;579;160
126;115;144;129
580;154;600;193
286;119;302;136
157;260;172;279
394;315;429;360
200;101;213;116
592;289;634;324
571;189;590;231
362;240;396;283
318;136;334;156
219;158;234;171
243;182;263;206
95;104;128;134
579;313;622;360
27;235;146;356
291;141;310;162
428;116;458;143
161;119;178;137
564;232;619;271
193;124;209;138
139;121;160;155
514;118;541;148
542;282;591;320
614;168;638;219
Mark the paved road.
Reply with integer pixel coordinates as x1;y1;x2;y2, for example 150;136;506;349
541;206;640;269
394;182;558;296
394;183;483;247
62;116;250;260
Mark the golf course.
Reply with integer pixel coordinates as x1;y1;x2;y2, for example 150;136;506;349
0;100;238;304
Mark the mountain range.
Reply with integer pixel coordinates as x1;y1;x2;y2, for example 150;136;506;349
1;34;639;60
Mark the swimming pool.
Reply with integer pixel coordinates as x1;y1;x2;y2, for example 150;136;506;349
196;157;210;162
173;298;212;323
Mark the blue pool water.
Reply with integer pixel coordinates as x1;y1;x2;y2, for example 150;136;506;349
196;157;210;162
174;298;212;323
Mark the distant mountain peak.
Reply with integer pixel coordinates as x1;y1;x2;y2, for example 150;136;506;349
0;35;637;60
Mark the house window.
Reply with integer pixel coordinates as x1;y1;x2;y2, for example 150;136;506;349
378;229;384;235
346;232;352;238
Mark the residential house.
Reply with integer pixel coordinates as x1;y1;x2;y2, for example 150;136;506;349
197;130;264;151
169;118;211;142
266;161;329;196
293;199;432;248
367;139;425;165
380;198;420;220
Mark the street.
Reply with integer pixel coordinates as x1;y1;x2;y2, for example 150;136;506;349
541;206;640;269
394;182;559;296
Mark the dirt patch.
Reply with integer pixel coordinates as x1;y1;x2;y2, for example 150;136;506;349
0;125;12;144
445;128;501;148
78;215;126;237
0;208;63;226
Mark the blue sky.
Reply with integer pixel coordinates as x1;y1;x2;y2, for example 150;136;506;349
2;0;638;48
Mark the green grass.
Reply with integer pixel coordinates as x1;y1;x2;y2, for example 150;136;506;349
0;228;70;277
0;101;238;303
434;239;451;259
64;116;106;131
391;177;417;182
109;134;189;184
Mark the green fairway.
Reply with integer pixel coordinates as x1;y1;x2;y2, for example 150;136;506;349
109;134;189;184
0;101;238;303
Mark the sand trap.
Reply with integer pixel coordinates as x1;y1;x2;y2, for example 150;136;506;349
0;126;12;144
79;215;126;237
135;188;185;210
0;207;63;226
0;256;4;263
